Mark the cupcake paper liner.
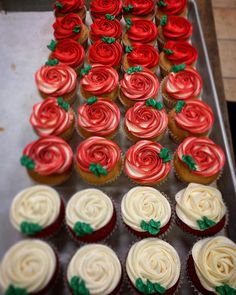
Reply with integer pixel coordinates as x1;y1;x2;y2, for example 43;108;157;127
159;77;177;111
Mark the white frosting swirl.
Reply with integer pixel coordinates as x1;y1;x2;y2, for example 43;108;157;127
0;240;56;293
10;185;61;230
66;189;113;230
121;186;171;232
67;244;122;295
175;183;226;230
126;238;181;289
192;236;236;292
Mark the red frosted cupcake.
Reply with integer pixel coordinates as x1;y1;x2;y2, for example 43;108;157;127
77;97;120;139
53;13;89;48
159;41;198;77
90;14;122;43
75;136;122;185
47;39;85;74
158;14;192;49
125;140;172;185
123;0;155;21
90;0;122;20
53;0;86;22
80;64;119;100
35;62;77;105
156;0;187;26
87;38;122;70
20;136;73;186
122;18;158;46
124;99;168;142
174;137;226;184
161;65;203;108
30;97;75;141
123;44;159;73
168;100;214;142
120;66;159;108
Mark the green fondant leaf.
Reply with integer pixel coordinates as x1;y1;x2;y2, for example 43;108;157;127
73;25;81;33
135;278;166;294
70;276;90;295
125;45;133;53
55;1;63;9
73;221;93;237
215;284;236;295
182;155;197;171
126;18;132;30
20;221;42;236
175;100;185;113
102;36;116;43
171;63;186;73
123;4;133;12
20;155;35;170
87;96;97;105
140;219;161;235
136;278;146;293
163;48;173;55
146;98;163;110
80;65;92;77
45;58;59;66
57;97;69;111
154;283;166;294
89;163;108;177
47;39;57;51
159;147;172;163
157;0;167;7
5;285;28;295
197;216;216;230
147;280;155;293
105;14;115;20
160;15;168;26
127;65;142;74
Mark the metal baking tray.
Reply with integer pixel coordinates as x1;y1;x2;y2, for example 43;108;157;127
0;1;235;294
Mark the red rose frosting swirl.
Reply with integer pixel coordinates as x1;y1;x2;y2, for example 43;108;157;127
177;137;225;177
127;44;159;69
174;100;214;134
53;13;83;41
165;67;202;100
50;39;85;68
35;64;77;96
123;0;155;16
77;98;120;137
125;140;172;184
90;0;122;19
90;17;122;42
125;101;168;139
127;18;158;43
80;64;119;95
157;0;187;15
120;68;159;102
22;136;73;175
164;41;198;65
54;0;84;13
88;40;122;68
162;15;192;40
30;97;74;137
76;136;121;172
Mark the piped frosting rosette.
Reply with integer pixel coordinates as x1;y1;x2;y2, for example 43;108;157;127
67;244;122;295
126;238;181;294
157;0;187;15
53;0;84;14
123;0;155;16
90;0;122;19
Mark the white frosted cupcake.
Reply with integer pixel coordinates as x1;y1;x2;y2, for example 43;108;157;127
65;188;116;243
188;236;236;295
175;183;226;236
0;239;58;295
121;186;172;238
67;244;122;295
126;238;181;294
10;185;64;238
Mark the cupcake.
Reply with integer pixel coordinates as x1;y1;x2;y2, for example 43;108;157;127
124;99;168;142
90;0;122;20
35;62;77;105
155;0;187;26
80;64;119;100
122;18;158;46
10;185;65;238
175;183;226;236
47;39;85;74
53;0;86;22
174;137;226;184
90;14;122;43
124;140;172;186
121;186;172;238
159;41;198;77
157;14;192;50
188;236;236;295
53;13;89;48
77;97;120;139
65;188;116;243
123;44;159;73
161;65;203;109
120;67;159;108
87;38;122;70
0;240;59;295
123;0;155;21
30;97;75;141
20;136;73;186
67;244;122;295
75;136;122;185
168;99;214;142
126;238;181;295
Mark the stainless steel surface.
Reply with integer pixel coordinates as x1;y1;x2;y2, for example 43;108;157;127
0;1;235;294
